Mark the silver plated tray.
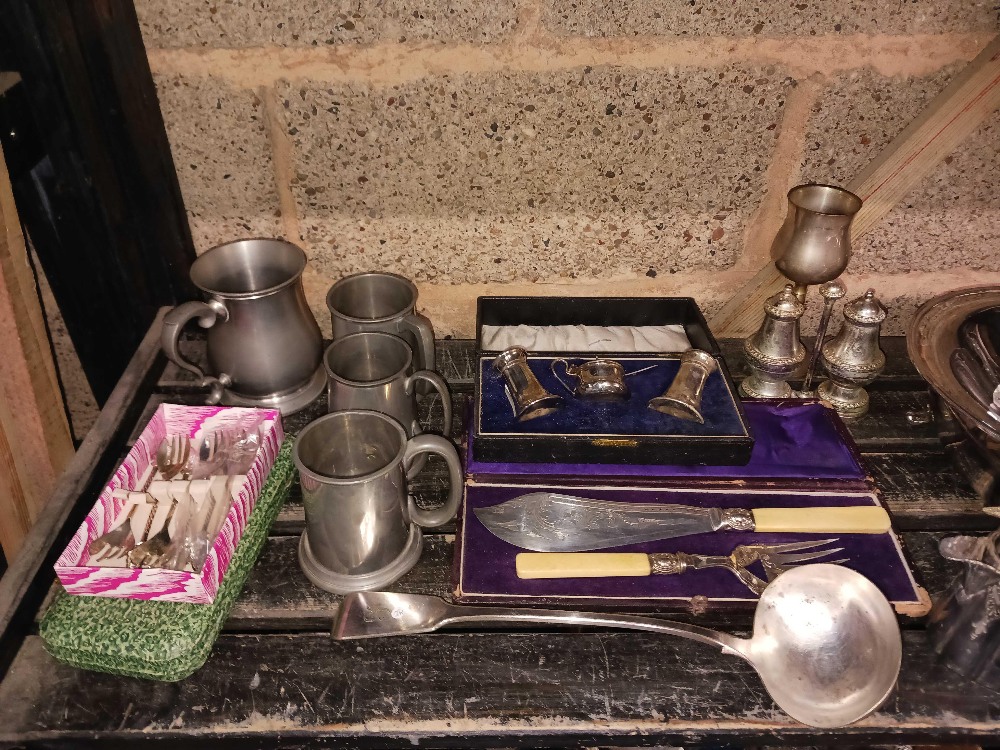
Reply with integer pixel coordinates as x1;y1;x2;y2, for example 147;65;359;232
907;285;1000;442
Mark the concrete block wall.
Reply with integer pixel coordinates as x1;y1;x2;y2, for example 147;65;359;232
137;0;1000;337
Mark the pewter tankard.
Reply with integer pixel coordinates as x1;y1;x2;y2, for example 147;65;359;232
326;272;435;375
325;332;453;478
161;238;325;414
294;410;463;593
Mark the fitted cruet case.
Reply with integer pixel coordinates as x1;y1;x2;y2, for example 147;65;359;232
471;296;754;465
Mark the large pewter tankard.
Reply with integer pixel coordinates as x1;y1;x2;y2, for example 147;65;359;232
161;238;325;414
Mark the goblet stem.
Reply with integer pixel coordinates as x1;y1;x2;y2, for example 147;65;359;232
802;301;836;393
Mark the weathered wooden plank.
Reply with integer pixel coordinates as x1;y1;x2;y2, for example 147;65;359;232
161;338;480;390
0;309;166;680
273;447;986;537
0;140;74;559
231;534;455;631
849;390;939;451
2;0;196;402
2;628;997;747
719;335;922;384
864;452;991;530
164;337;921;389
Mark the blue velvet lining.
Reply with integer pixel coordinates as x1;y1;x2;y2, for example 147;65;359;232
478;356;747;437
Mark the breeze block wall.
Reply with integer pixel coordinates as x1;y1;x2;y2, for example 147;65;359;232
136;0;1000;337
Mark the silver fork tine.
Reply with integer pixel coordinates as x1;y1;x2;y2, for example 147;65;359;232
771;547;845;565
765;538;839;553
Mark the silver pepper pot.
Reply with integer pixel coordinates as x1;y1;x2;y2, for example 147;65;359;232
740;284;806;399
818;289;887;419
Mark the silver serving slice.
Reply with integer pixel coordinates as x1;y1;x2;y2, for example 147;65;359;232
472;492;890;552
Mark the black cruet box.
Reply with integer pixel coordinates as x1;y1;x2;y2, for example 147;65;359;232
471;296;754;466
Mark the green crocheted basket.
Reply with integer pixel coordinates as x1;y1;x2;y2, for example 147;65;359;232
40;438;295;682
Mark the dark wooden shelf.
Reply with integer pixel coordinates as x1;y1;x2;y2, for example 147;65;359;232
1;326;997;748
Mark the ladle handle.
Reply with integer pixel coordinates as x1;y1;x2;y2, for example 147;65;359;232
435;602;744;656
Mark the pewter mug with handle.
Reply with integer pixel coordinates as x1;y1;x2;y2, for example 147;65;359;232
160;238;324;414
294;410;462;593
326;272;435;376
325;332;452;439
928;530;1000;683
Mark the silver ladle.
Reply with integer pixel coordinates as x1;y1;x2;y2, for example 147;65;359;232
332;564;902;728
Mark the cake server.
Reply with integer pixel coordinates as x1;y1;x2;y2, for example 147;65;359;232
472;492;891;552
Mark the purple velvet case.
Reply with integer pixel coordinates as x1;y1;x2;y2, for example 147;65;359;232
454;401;929;616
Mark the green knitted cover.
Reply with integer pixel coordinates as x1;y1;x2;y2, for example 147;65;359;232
40;438;295;682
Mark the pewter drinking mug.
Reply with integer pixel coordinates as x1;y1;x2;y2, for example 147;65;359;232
161;238;325;414
325;332;452;476
326;272;435;375
294;410;462;593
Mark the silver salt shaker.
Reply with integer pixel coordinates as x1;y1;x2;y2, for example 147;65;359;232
740;284;806;399
818;289;887;420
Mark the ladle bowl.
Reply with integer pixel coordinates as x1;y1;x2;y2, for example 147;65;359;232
332;564;901;728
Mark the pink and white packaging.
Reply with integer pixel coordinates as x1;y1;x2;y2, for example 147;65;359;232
54;404;284;604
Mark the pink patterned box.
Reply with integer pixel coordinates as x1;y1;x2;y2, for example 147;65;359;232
54;404;284;604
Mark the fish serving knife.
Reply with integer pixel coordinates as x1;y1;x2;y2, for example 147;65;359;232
472;492;891;552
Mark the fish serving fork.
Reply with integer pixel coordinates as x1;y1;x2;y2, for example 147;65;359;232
515;538;847;596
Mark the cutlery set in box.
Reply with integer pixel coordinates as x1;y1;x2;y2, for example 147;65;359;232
54;404;282;604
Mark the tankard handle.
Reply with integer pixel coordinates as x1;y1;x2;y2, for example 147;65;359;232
161;300;232;404
402;433;462;528
401;311;436;373
405;370;453;438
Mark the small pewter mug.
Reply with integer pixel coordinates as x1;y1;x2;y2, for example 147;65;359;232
294;410;462;594
325;332;452;477
161;238;325;414
494;347;564;421
326;272;435;376
649;349;718;424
